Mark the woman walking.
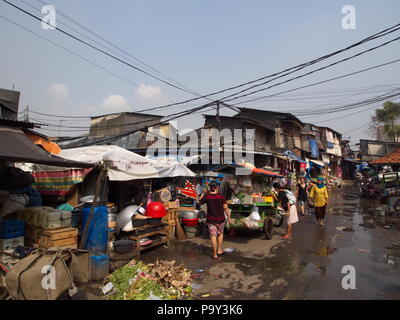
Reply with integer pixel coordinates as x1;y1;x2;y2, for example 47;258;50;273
309;177;329;226
272;182;298;240
296;177;308;216
198;181;232;260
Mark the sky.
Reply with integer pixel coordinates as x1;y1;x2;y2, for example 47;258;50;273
1;0;400;146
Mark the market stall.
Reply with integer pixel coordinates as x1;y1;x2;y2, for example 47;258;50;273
370;149;400;213
210;163;286;239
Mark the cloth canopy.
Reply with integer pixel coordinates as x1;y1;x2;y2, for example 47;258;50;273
219;163;284;178
58;145;195;181
0;125;93;168
24;130;61;154
309;159;325;168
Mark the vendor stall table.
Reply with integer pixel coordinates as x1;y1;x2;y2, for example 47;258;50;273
126;224;169;258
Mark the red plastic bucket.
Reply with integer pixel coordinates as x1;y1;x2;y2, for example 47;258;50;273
182;218;199;227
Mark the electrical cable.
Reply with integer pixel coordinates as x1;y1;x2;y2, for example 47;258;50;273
233;58;400;105
222;35;400;103
2;0;210;99
6;0;398;114
33;0;204;97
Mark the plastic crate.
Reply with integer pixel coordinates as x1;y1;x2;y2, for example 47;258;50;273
0;236;24;251
0;220;25;239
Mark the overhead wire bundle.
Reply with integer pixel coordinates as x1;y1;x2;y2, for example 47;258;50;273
2;0;400;139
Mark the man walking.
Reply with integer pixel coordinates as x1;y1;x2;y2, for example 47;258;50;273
198;181;232;260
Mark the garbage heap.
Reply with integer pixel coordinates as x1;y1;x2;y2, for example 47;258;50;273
107;259;193;300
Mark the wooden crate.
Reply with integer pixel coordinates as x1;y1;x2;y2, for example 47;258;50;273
25;225;43;244
42;227;78;240
39;236;77;248
38;227;78;249
164;201;180;209
163;208;179;225
165;224;176;240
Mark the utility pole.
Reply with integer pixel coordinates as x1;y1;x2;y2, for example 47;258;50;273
216;100;224;164
24;105;29;122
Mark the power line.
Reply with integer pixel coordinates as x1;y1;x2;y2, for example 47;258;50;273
5;0;400;116
222;35;400;103
292;89;400;116
16;2;399;115
342;121;374;134
133;22;400;113
33;0;204;97
0;14;175;106
2;0;209;99
233;58;400;105
19;0;206;100
34;101;216;131
304;97;400;123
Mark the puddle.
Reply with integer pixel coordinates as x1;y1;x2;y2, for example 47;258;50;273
313;246;338;257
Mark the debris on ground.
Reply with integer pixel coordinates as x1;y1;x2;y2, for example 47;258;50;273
336;226;354;232
107;259;192;300
356;249;372;253
102;282;114;295
224;248;235;253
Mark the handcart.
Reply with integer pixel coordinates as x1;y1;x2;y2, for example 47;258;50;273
377;172;400;214
228;196;285;239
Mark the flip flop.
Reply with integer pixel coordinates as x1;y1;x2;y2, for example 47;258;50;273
282;234;291;240
211;255;218;260
217;252;225;256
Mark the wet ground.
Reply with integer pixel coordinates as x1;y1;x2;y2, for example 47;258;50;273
141;183;400;300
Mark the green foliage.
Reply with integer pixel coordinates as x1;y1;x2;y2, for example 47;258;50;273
108;260;192;300
108;262;150;300
373;101;400;141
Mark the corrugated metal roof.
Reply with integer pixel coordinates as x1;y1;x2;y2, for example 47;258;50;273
370;148;400;164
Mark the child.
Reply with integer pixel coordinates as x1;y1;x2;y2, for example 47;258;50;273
273;182;299;240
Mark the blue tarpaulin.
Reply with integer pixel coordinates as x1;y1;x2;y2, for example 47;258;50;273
309;138;319;158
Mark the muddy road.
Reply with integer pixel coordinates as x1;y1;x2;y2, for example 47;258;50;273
142;184;400;300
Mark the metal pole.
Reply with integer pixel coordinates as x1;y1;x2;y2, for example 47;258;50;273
216;101;224;164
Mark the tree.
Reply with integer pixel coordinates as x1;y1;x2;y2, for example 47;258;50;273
372;101;400;141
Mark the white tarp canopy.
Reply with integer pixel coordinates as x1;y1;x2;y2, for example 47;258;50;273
60;145;195;181
18;145;195;181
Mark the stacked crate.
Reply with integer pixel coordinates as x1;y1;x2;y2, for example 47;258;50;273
162;208;179;240
0;220;25;266
17;207;77;249
38;227;78;249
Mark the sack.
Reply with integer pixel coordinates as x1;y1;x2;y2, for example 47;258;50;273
308;199;315;208
5;249;82;300
284;190;296;205
1;194;28;219
69;249;90;283
0;166;34;191
249;206;261;222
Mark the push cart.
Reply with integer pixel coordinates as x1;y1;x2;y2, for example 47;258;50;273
228;198;285;240
377;172;400;213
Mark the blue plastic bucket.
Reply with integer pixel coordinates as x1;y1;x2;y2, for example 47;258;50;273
90;254;109;280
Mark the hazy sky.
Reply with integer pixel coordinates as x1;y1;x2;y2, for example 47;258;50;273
1;0;400;145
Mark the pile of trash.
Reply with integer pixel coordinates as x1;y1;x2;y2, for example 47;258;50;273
106;259;193;300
